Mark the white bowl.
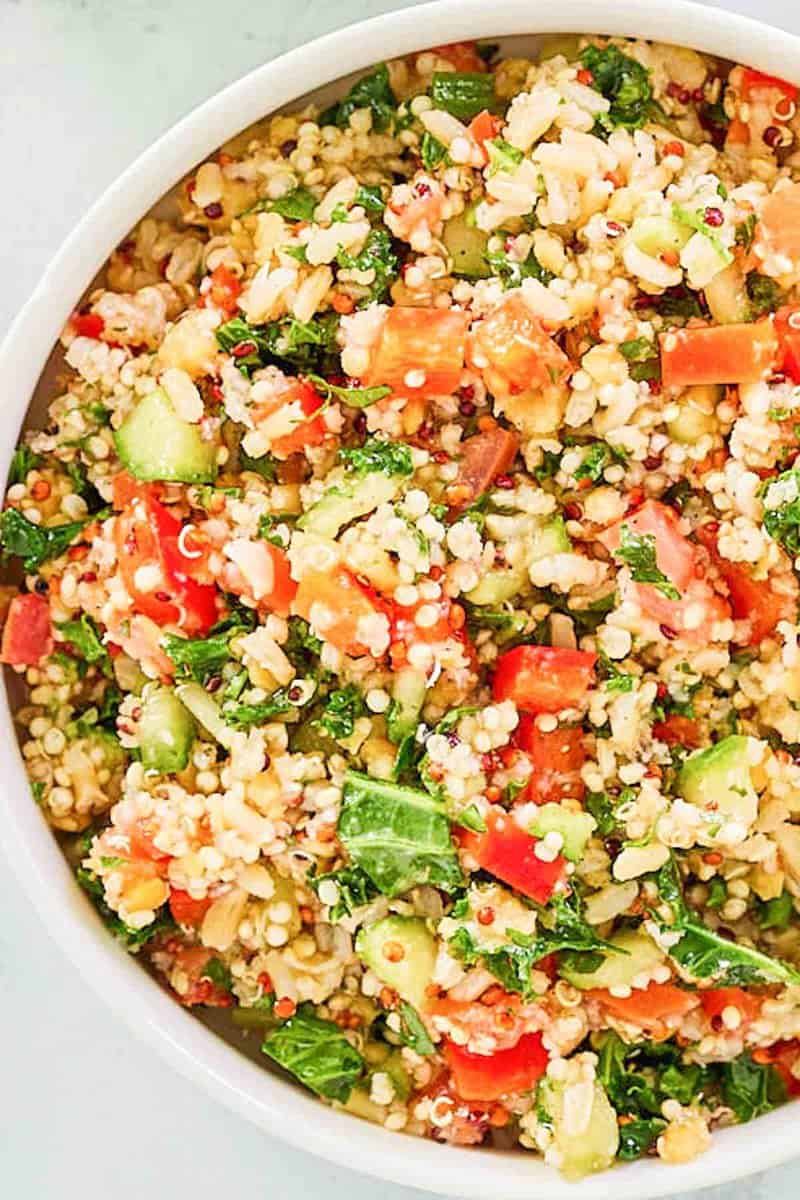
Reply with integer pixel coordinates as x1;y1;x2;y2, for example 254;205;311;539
2;1;799;1194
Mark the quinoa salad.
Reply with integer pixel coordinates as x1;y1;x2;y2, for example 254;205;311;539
8;33;800;1178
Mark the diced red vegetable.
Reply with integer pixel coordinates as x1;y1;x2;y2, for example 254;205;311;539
114;484;219;635
652;713;703;749
430;41;489;73
450;425;519;508
0;593;53;667
171;945;233;1008
468;110;503;163
169;889;213;928
261;543;297;617
700;986;762;1027
207;264;243;316
470;806;567;903
659;321;779;388
589;982;699;1029
427;992;526;1053
765;1040;800;1097
445;1032;549;1102
513;715;586;804
362;307;470;398
600;500;732;640
775;305;800;384
740;69;798;101
697;522;796;645
468;293;572;396
601;499;696;591
251;378;327;460
127;822;172;866
293;568;389;657
71;311;105;339
492;645;597;714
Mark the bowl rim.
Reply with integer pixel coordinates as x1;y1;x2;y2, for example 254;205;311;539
2;1;800;1195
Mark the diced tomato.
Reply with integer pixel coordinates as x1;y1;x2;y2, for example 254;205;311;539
224;539;297;618
207;264;242;316
251;379;327;460
71;311;105;339
260;543;297;617
169;889;213;928
775;305;800;384
766;1040;800;1097
740;69;797;101
467;110;503;163
293;568;389;657
450;425;519;508
601;499;696;591
696;522;797;644
470;807;566;903
171;945;233;1008
468;293;572;397
392;596;456;647
114;487;219;635
430;41;489;73
445;1032;549;1102
727;71;798;151
514;716;586;804
700;987;763;1027
0;593;53;667
754;187;800;278
427;992;527;1052
111;470;147;510
599;500;731;640
362;307;470;398
492;645;597;714
652;713;703;749
659;321;779;388
589;982;699;1029
128;823;172;866
389;184;446;242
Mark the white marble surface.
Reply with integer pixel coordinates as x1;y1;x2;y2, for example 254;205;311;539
2;1;800;1196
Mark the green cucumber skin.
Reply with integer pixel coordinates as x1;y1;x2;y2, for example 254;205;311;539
139;687;196;773
115;388;218;484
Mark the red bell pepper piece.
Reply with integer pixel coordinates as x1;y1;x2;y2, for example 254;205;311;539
445;1032;549;1101
492;645;597;714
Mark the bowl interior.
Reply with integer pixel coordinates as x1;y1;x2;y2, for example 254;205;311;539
4;10;800;1198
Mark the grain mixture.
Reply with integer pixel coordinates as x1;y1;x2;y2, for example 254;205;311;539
6;35;800;1177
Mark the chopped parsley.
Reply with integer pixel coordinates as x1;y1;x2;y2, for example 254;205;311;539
430;72;496;121
735;213;758;252
485;138;523;176
615;524;680;600
574;441;627;484
336;228;399;304
420;132;449;171
746;272;784;318
57;614;111;674
340;437;414;478
486;244;552;289
262;186;317;222
306;373;391;408
320;64;397;133
0;507;105;572
580;44;655;136
763;468;800;555
317;684;366;740
8;445;40;487
619;336;661;383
